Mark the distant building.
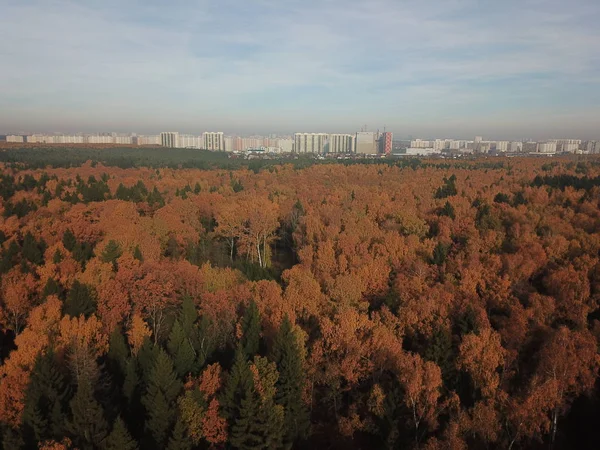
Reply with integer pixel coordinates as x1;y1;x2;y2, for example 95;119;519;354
538;142;557;153
510;141;523;152
355;131;376;154
114;136;132;145
496;141;509;152
475;136;483;143
179;135;202;148
379;132;393;154
404;148;442;156
160;132;179;148
294;133;328;154
329;134;355;154
522;142;538;153
137;135;160;145
6;135;24;143
277;138;294;153
410;139;431;149
203;132;224;151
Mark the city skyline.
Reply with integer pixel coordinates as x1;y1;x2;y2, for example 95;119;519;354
2;0;600;139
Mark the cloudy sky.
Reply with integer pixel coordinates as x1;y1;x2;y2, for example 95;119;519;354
1;0;599;139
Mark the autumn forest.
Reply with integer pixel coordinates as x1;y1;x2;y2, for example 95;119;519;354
1;150;600;450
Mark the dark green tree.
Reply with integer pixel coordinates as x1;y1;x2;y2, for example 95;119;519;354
22;350;70;446
22;231;45;265
439;201;456;220
63;229;77;252
270;316;310;446
431;242;449;266
52;248;63;264
105;417;138;450
221;346;254;422
133;245;143;262
67;378;108;449
166;417;192;450
167;320;195;378
142;349;182;448
63;280;96;318
241;300;261;358
101;240;122;267
42;277;62;299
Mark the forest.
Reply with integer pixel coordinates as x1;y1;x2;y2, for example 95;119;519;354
0;152;600;449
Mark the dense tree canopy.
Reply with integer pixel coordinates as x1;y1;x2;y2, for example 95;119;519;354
0;153;600;449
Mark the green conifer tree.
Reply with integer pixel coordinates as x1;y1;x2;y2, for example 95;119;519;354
63;280;96;318
241;300;261;358
270;316;310;446
167;320;195;378
166;417;192;450
142;349;182;448
22;350;70;446
105;417;138;450
62;229;77;252
101;240;122;268
67;378;108;449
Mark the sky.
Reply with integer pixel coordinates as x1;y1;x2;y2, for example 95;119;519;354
1;0;599;140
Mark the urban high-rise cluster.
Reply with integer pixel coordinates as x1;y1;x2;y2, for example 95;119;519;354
404;137;600;155
4;131;600;155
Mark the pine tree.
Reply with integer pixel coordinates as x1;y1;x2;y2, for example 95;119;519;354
67;377;108;449
137;337;160;386
221;346;254;422
22;350;70;446
133;245;143;262
52;248;63;264
166;417;192;450
105;417;138;450
270;316;310;446
241;300;261;358
142;349;182;448
167;320;196;378
22;231;45;265
101;240;122;267
63;229;77;252
229;384;263;450
123;358;140;405
108;328;129;378
63;280;96;318
42;277;62;299
180;295;197;334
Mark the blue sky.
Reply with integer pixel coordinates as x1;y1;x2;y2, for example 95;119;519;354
1;0;599;139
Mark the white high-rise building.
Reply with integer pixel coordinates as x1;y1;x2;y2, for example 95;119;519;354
294;133;329;154
355;132;376;154
160;132;179;148
277;138;294;153
538;142;557;153
114;136;132;145
203;132;224;151
179;135;202;148
510;141;523;152
137;135;160;145
6;135;24;143
329;134;355;153
496;141;509;152
475;136;483;143
410;139;431;149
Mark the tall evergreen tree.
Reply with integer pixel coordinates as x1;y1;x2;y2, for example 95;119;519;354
22;350;70;446
270;316;310;447
133;245;143;262
105;417;138;450
221;346;254;422
22;231;45;265
67;377;108;449
241;300;261;358
167;320;195;378
63;280;96;318
142;349;182;449
166;417;193;450
62;229;77;252
101;240;122;268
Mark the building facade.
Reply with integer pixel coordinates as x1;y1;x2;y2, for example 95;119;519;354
160;132;180;148
294;133;328;154
203;132;224;151
6;135;24;143
329;134;355;154
379;132;393;155
355;132;376;154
